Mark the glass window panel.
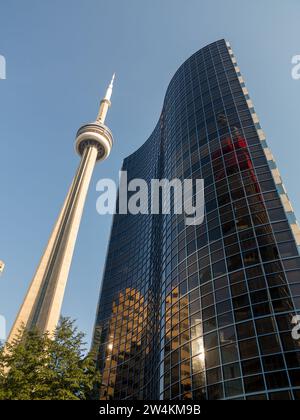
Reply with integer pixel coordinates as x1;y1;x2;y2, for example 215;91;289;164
215;287;230;302
285;351;300;368
239;339;259;359
223;362;241;380
265;371;289;389
255;317;276;335
244;375;265;393
234;306;252;322
289;369;300;387
218;311;234;328
219;325;236;344
259;334;281;355
269;391;292;400
262;354;285;372
224;379;243;398
204;331;218;349
207;383;224;400
241;358;262;376
205;348;220;369
207;367;222;385
236;321;255;340
221;343;239;364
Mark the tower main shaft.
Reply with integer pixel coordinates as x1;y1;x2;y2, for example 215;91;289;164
7;76;115;344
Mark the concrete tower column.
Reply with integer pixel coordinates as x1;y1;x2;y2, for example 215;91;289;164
6;75;115;344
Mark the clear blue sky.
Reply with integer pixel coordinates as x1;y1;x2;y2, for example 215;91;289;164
0;0;300;347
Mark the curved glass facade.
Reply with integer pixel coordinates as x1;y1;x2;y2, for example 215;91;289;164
92;39;300;400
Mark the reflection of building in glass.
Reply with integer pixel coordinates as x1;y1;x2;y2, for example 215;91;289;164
92;40;300;400
97;288;149;400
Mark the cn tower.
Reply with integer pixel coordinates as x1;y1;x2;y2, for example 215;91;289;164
7;75;115;344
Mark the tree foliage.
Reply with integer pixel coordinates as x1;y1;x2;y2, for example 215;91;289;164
0;318;100;400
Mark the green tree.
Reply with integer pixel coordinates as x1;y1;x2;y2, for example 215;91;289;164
0;318;100;400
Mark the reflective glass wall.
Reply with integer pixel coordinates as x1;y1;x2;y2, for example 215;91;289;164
92;40;300;400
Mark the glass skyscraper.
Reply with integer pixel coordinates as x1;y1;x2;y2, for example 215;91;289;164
92;40;300;400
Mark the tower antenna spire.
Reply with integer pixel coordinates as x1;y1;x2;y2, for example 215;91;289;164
97;73;116;124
